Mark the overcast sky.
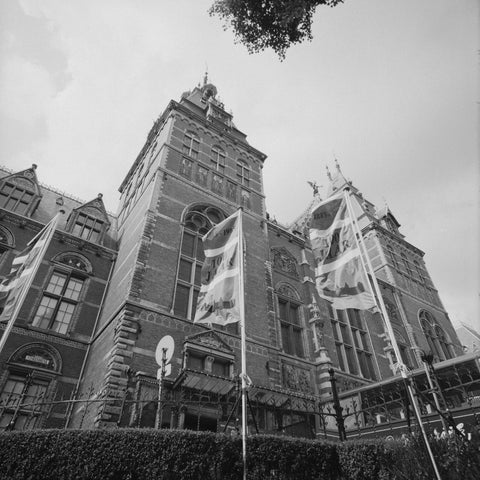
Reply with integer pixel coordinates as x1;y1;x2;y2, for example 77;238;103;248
0;0;478;332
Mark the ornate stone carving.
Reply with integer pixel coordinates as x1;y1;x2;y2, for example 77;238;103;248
308;296;321;319
186;331;233;354
283;364;313;393
54;252;93;273
11;177;34;190
0;225;14;246
271;247;298;278
384;300;399;323
276;283;299;300
81;206;102;216
11;343;61;371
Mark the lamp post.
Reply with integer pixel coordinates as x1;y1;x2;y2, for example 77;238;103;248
420;351;448;432
328;368;347;441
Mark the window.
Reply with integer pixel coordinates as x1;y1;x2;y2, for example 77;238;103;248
32;271;85;334
419;310;453;361
386;245;399;270
401;253;413;277
236;160;250;187
174;206;225;320
0;225;14;267
72;213;104;243
183;131;200;159
0;373;49;430
435;326;452;360
186;352;231;377
389;331;416;369
0;344;60;431
278;296;304;358
0;181;35;215
413;260;425;283
210;146;225;173
331;310;376;379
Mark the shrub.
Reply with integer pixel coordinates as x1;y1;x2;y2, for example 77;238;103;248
0;429;478;479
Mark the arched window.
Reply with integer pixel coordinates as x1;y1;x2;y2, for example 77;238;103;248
183;131;200;159
276;284;304;358
419;310;453;361
210;146;226;173
0;343;61;430
236;160;250;187
173;205;226;320
392;331;416;369
0;225;14;266
435;325;453;360
53;252;93;274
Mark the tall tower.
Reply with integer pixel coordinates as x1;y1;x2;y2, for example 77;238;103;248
75;80;272;428
314;163;463;389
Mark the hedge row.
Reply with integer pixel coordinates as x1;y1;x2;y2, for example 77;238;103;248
0;429;479;480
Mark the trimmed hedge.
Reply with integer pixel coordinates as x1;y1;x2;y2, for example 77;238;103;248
0;429;478;480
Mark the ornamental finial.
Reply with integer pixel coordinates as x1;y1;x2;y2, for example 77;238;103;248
326;165;332;181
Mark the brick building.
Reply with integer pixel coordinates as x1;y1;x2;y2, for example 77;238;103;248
1;80;476;436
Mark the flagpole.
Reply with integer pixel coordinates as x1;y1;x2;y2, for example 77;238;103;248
343;189;442;480
237;207;248;480
0;213;61;356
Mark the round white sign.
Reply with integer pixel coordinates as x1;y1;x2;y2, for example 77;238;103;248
155;335;174;365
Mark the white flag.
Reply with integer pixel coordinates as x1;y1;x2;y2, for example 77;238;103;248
309;193;375;310
194;210;241;325
0;215;59;323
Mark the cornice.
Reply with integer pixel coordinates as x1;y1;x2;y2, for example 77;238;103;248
267;220;306;247
170;100;267;162
0;208;117;260
0;324;89;350
364;222;425;257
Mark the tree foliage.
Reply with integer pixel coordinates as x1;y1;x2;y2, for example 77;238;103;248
209;0;344;59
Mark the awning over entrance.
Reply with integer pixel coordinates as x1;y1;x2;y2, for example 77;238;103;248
172;369;236;397
172;369;319;412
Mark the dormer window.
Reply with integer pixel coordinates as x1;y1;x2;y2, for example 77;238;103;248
66;194;110;245
72;213;104;243
0;166;41;217
0;182;34;215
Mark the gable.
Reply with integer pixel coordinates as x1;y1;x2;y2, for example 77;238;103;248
185;330;234;358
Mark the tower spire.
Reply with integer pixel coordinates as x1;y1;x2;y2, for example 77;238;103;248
326;165;332;181
203;64;208;86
